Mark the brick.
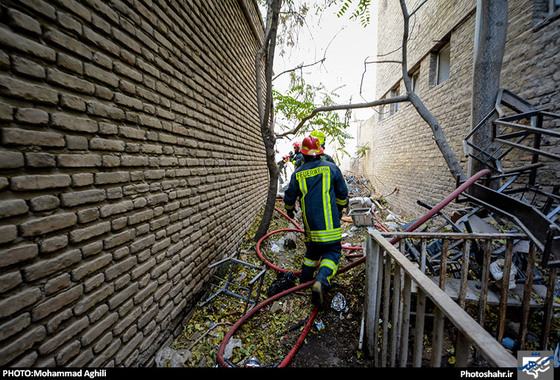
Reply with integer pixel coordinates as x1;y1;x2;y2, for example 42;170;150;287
107;282;138;310
69;222;111;244
11;174;71;191
99;200;133;218
0;27;56;62
60;189;106;207
0;326;46;366
89;137;125;152
95;171;130;185
0;75;58;104
23;249;81;282
51;113;98;133
0;313;29;342
7;8;42;35
103;229;135;250
86;101;124;121
32;285;83;321
44;274;71;295
20;213;77;237
71;253;112;281
25;152;56;168
14;108;48;124
37;316;88;355
57;154;102;167
0;287;41;318
39;235;69;254
81;312;118;346
29;195;60;212
0;101;13;121
0;225;17;244
47;68;95;95
0;199;28;218
43;27;91;60
2;128;65;147
73;284;113;315
84;63;119;87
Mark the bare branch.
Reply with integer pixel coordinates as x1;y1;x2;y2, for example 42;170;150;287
365;59;403;65
276;95;410;138
409;0;429;18
272;58;326;81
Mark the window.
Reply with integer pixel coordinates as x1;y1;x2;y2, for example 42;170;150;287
551;0;560;13
390;85;400;115
411;70;420;93
436;43;450;84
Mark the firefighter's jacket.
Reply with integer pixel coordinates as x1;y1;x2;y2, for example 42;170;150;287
292;152;303;169
284;159;348;244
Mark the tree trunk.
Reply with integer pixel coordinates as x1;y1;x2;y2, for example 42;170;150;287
254;0;282;242
469;0;508;178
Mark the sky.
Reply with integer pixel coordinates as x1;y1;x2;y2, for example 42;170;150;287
270;1;378;169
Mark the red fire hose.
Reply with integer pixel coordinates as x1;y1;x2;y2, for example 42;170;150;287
216;169;491;367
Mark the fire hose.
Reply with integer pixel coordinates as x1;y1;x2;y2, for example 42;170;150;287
216;169;491;367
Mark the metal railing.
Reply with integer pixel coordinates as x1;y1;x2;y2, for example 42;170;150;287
364;229;520;367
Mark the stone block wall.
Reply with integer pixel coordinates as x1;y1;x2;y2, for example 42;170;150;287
0;0;267;367
360;0;559;219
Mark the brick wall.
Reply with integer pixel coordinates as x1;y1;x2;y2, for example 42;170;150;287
0;0;267;367
360;0;559;219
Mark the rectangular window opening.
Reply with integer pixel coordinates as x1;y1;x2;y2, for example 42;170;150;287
437;42;450;84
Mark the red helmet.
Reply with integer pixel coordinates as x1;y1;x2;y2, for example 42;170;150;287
301;135;324;156
293;142;301;152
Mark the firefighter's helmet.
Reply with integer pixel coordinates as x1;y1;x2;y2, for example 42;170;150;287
310;130;326;145
301;135;324;156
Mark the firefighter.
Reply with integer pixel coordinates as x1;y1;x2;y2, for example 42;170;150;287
310;130;335;164
290;141;304;169
277;155;289;184
284;135;349;307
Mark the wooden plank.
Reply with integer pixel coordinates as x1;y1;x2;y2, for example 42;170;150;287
381;254;391;367
400;275;412;367
431;308;445;367
364;236;380;359
390;266;401;367
413;289;426;368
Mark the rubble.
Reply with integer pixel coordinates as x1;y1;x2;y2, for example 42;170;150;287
165;179;559;367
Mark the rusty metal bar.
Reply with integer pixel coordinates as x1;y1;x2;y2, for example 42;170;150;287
498;240;514;343
459;239;471;309
541;267;558;349
478;239;492;328
519;242;536;349
439;238;449;289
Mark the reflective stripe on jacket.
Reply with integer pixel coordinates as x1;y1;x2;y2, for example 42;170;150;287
284;159;348;244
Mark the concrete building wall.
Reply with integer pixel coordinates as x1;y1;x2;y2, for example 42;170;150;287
359;0;559;219
0;0;267;367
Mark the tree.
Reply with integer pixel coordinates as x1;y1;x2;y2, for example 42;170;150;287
253;0;282;242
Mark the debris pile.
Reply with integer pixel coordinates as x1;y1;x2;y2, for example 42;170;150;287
157;183;560;367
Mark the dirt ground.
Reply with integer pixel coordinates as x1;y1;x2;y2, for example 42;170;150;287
288;280;375;368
